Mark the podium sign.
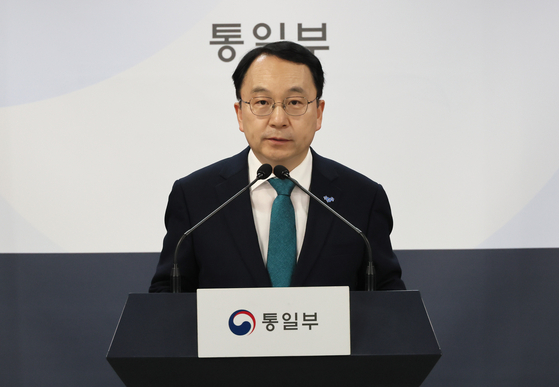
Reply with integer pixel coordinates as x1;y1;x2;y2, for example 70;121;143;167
197;286;351;358
107;291;441;387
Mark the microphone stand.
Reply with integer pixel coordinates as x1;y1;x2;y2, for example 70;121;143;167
171;164;272;293
274;165;375;291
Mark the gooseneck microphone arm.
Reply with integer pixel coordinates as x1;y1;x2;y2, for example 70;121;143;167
171;164;273;293
273;165;375;291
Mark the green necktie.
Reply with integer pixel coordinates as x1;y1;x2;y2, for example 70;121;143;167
267;178;296;287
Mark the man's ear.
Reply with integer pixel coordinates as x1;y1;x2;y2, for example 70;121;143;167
234;102;244;132
316;99;325;132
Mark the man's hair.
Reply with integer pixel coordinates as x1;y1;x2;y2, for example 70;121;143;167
232;41;325;101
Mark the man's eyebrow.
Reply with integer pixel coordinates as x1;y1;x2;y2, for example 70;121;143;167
250;86;307;94
251;86;270;94
288;86;306;94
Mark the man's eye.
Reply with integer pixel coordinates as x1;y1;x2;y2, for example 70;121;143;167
253;99;271;106
287;99;304;106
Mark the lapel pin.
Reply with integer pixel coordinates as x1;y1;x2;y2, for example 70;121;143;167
323;196;335;203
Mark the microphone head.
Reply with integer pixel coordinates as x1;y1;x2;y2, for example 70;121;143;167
273;165;290;179
257;164;273;179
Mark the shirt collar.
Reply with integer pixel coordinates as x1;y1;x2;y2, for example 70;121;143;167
248;149;313;191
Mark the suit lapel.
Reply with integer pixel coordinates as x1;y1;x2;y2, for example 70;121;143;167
291;151;342;286
215;149;272;286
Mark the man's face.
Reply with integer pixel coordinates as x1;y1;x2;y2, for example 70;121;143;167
234;55;325;171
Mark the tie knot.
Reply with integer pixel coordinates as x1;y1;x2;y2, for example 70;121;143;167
269;178;295;196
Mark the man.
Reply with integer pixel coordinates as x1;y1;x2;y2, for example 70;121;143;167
149;41;405;292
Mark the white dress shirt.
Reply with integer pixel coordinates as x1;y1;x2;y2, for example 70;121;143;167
248;149;312;265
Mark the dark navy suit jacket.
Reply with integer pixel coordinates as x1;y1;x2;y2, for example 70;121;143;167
149;148;405;292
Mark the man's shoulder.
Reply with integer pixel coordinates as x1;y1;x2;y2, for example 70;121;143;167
175;148;249;187
312;150;382;190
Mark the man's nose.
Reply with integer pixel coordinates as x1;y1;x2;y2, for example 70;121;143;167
269;102;289;126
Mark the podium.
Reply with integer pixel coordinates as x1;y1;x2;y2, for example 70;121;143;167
107;291;440;387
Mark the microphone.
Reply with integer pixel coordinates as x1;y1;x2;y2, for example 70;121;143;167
273;165;375;291
171;163;273;292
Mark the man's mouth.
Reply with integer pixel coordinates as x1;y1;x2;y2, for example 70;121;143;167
268;137;290;142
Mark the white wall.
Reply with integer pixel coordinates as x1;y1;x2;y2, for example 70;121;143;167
1;0;558;252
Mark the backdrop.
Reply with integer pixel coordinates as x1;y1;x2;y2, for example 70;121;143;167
1;1;558;386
